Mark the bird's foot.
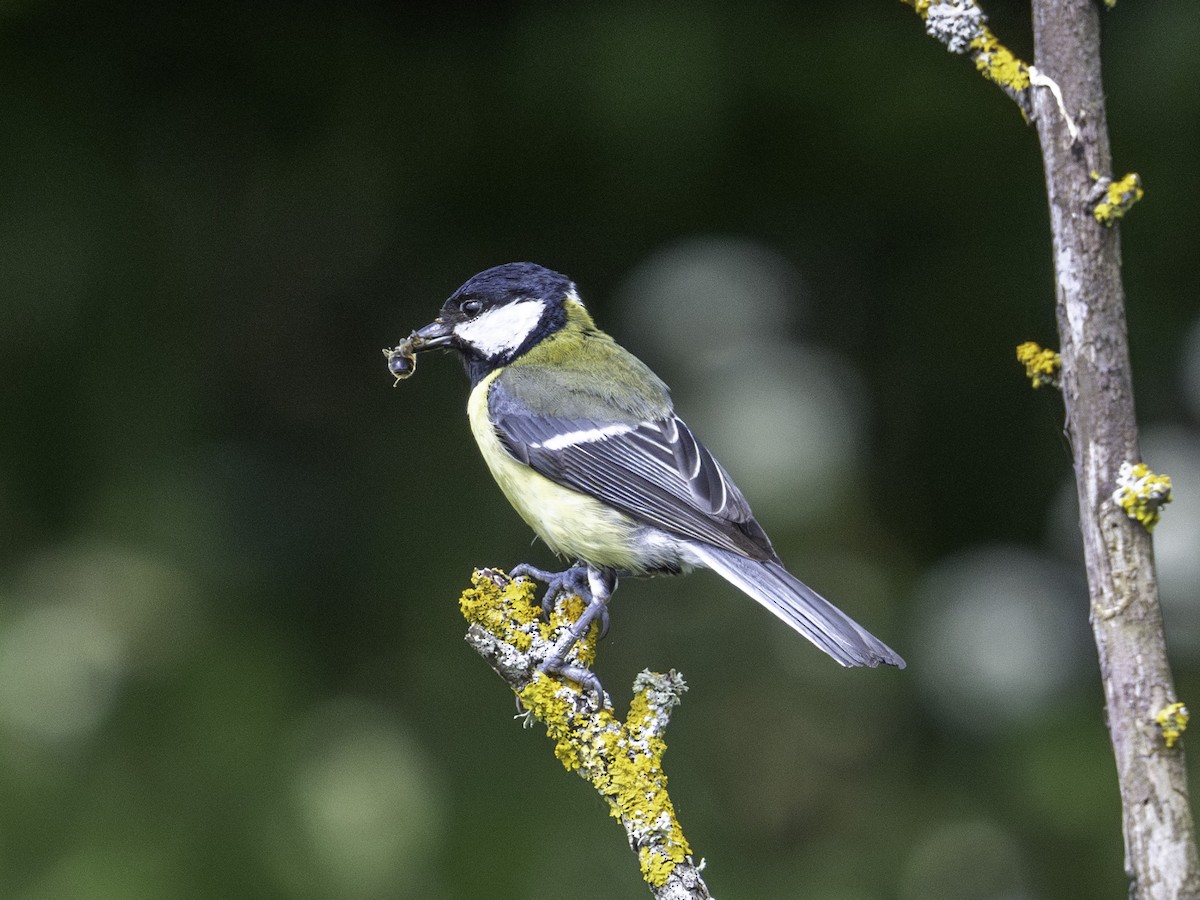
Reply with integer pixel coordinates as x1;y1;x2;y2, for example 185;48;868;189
511;561;593;613
511;562;610;639
519;565;617;703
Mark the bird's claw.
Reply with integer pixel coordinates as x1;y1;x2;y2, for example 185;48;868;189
539;658;606;707
596;604;611;640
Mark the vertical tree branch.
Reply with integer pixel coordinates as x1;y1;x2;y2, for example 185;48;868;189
1029;1;1200;897
902;1;1200;894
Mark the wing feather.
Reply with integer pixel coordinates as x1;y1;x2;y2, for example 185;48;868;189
489;377;774;561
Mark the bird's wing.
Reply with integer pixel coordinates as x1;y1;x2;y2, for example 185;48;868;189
488;377;776;561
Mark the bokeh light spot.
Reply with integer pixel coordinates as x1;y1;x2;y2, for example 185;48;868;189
0;603;125;743
912;546;1086;733
273;699;446;899
901;819;1030;900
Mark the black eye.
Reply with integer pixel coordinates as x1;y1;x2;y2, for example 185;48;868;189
461;299;483;317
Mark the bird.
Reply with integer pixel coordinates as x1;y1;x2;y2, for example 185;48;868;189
397;261;904;683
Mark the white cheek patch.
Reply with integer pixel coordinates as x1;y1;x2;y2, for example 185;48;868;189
536;423;635;451
455;299;547;357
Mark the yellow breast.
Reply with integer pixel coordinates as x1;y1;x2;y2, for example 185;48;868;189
467;370;644;570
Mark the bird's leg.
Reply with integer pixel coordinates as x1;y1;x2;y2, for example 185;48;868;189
538;566;618;700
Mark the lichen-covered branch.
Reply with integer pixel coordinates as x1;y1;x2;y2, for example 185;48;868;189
900;0;1033;117
459;570;714;900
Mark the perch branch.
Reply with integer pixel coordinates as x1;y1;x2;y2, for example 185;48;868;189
459;569;714;900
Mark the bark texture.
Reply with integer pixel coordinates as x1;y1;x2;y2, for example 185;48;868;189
1030;2;1200;897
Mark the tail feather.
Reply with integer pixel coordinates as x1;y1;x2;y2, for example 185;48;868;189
688;544;905;669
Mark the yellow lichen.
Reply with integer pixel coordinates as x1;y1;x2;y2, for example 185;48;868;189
1015;342;1062;389
517;675;579;765
1094;173;1144;225
1155;702;1189;749
459;570;541;652
1113;462;1173;531
970;30;1030;91
639;845;679;888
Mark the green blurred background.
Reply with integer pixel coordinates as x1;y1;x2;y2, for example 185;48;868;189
2;1;1199;897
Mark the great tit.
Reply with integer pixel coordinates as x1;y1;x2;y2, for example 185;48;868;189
398;262;904;677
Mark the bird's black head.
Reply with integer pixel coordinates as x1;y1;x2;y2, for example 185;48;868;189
409;262;580;384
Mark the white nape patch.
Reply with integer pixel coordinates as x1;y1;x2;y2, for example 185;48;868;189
536;422;634;451
454;298;546;357
564;287;586;310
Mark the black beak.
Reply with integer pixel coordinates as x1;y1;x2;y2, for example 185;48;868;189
409;318;455;351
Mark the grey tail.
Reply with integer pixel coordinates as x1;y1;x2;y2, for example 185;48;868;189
688;544;905;669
